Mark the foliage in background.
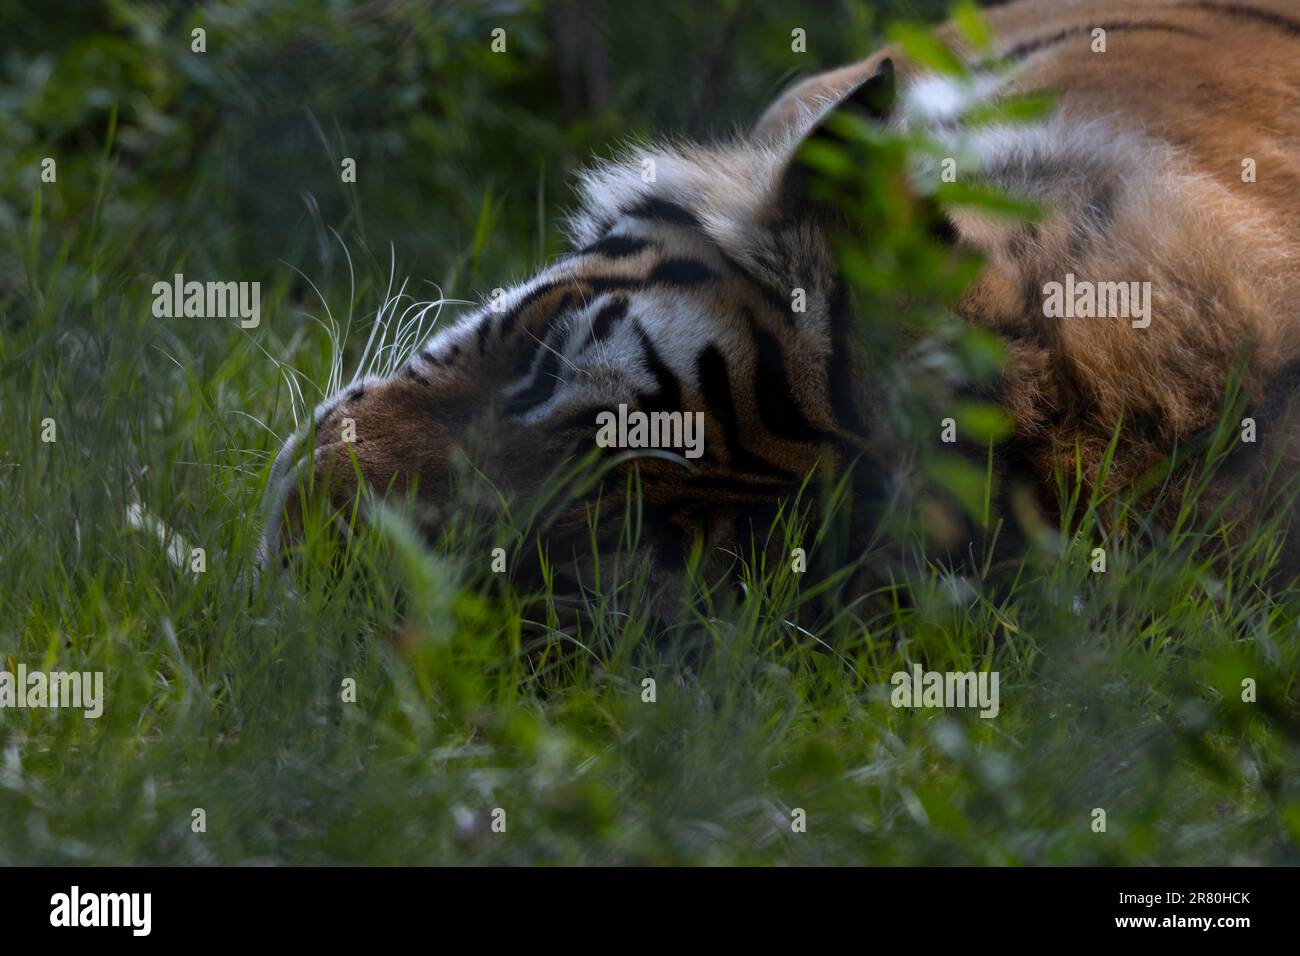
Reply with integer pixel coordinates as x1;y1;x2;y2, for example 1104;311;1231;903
0;0;1297;865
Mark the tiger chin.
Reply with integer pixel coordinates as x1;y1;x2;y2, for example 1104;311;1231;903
262;0;1300;608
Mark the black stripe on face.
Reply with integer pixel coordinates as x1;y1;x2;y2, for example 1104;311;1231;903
493;282;574;344
1180;1;1300;38
509;293;576;378
625;197;704;230
580;297;630;352
697;343;742;452
744;308;826;443
717;249;799;326
646;257;718;287
633;321;682;413
581;235;655;259
504;299;579;417
584;275;637;297
422;341;463;368
504;334;567;417
1000;21;1210;62
697;344;799;480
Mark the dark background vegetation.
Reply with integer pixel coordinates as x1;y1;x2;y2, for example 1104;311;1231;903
1;0;956;295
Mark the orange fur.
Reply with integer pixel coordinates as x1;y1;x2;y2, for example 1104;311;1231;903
760;0;1300;549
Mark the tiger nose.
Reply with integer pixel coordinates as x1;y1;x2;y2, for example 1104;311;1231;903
262;407;369;560
263;371;473;563
260;382;403;558
311;375;463;510
311;409;367;503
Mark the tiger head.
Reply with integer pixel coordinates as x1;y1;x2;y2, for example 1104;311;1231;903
261;62;914;596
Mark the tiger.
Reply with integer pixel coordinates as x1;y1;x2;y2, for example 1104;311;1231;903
261;0;1300;602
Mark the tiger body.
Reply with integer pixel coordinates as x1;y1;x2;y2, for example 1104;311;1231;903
761;0;1300;528
266;0;1300;591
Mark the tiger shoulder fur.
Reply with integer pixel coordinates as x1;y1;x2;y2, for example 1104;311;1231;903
758;0;1300;566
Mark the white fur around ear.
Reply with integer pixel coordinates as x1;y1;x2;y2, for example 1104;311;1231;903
564;138;794;260
565;59;908;255
562;57;1025;279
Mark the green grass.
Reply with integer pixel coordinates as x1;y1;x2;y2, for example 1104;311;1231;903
2;0;1299;866
4;191;1300;865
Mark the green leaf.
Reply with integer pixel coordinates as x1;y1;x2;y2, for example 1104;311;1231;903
965;92;1056;128
888;23;966;76
926;453;991;522
951;1;994;53
937;180;1043;221
955;401;1014;444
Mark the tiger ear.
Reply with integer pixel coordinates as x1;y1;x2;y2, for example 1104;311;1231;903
775;58;897;217
835;57;897;125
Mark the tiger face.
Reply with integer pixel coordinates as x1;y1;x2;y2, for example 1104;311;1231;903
260;66;900;593
264;0;1300;590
